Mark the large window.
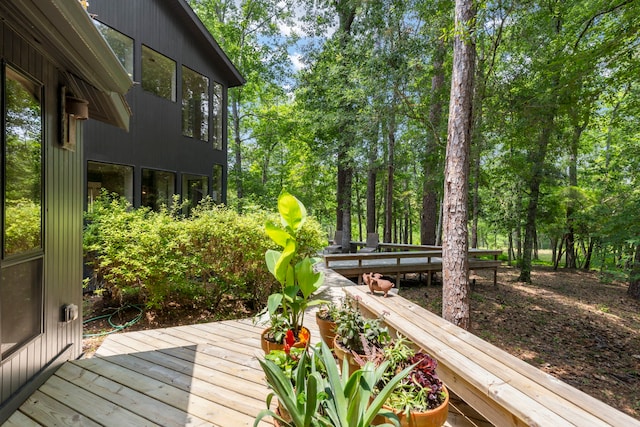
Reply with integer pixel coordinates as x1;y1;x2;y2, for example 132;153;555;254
87;161;134;206
1;65;43;358
182;66;209;141
142;169;176;211
212;82;223;150
141;45;176;101
94;20;134;78
181;174;208;214
4;67;43;256
212;164;223;203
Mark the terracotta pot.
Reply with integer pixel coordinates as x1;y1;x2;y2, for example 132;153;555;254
332;335;362;376
272;402;291;426
315;312;336;348
260;327;310;354
374;386;450;427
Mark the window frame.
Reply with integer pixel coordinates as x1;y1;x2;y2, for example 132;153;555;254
141;45;177;102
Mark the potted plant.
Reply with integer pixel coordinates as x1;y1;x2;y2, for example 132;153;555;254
259;191;326;353
315;300;340;348
255;345;324;427
255;341;414;427
374;336;450;427
332;297;390;375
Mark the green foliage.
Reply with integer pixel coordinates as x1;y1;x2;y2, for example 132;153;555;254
333;297;390;354
83;193;325;311
255;341;410;427
263;191;326;338
5;198;41;254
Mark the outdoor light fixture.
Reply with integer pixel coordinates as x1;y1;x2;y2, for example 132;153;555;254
60;86;89;150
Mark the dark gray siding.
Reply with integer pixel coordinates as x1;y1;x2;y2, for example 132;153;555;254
86;0;230;207
0;22;83;412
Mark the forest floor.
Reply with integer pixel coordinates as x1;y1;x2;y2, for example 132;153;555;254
82;265;640;420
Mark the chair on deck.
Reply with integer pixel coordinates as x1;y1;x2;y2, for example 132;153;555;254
357;233;379;253
324;230;343;254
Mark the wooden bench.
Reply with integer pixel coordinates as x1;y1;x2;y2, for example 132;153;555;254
324;249;502;286
343;285;640;427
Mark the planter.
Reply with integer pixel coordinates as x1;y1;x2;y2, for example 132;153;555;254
272;402;291;427
261;327;310;354
315;312;336;348
332;335;363;376
374;386;450;427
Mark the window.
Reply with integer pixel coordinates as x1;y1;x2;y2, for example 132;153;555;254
141;45;176;101
181;174;208;214
4;67;43;256
87;161;134;206
142;169;176;211
212;164;223;203
182;66;209;141
93;20;134;78
212;82;223;150
1;66;44;358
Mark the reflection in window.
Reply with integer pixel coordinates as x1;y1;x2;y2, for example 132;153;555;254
141;45;176;101
212;82;223;150
4;66;42;256
181;174;208;214
212;164;223;203
182;66;209;141
1;259;43;357
94;20;134;78
87;161;134;207
142;169;176;211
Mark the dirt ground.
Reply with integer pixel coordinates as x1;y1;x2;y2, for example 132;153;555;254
83;265;640;420
398;266;640;420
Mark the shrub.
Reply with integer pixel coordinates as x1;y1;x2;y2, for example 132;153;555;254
83;194;325;314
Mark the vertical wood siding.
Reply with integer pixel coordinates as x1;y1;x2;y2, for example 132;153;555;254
0;22;83;407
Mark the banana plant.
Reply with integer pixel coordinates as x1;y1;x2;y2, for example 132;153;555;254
264;191;326;340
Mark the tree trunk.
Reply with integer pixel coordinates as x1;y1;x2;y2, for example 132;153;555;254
518;14;561;283
442;0;475;330
584;237;595;270
385;111;396;245
628;243;640;299
421;37;445;246
366;131;378;235
232;97;243;206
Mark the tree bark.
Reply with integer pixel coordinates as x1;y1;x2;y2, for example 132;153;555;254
628;243;640;299
366;130;378;235
385;110;396;244
421;37;445;246
442;0;475;330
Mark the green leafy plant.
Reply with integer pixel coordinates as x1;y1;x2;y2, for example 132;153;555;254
84;192;325;312
254;341;413;427
262;191;326;342
333;297;389;354
318;341;411;427
380;336;447;413
255;345;325;427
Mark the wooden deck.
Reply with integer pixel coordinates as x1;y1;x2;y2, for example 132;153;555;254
4;316;490;427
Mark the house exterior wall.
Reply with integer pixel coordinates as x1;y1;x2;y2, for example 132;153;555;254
85;0;234;208
0;22;84;418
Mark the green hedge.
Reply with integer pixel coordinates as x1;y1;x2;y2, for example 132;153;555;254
83;196;325;313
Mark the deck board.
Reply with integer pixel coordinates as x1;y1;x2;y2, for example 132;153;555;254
5;275;489;426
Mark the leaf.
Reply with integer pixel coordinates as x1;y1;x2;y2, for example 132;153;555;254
267;293;283;316
296;257;324;298
265;220;292;248
278;191;306;231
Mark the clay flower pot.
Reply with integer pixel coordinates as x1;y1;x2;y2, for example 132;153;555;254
332;335;362;376
315;311;336;349
374;386;450;427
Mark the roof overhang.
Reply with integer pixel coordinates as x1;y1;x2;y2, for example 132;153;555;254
0;0;132;130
